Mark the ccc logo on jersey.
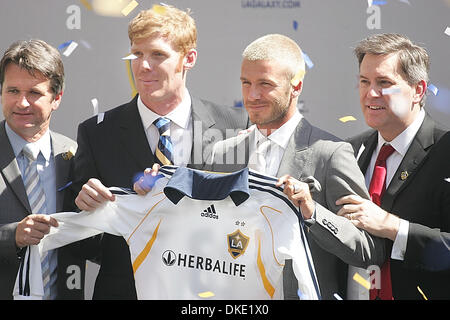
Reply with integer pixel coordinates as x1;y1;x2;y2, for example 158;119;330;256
227;229;249;259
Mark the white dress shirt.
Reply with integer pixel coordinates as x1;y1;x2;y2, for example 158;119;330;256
347;108;425;300
137;89;193;166
248;110;303;177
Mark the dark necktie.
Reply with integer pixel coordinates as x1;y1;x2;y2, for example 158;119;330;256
368;143;395;300
153;117;174;166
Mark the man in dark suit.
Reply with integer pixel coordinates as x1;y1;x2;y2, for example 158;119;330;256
0;39;85;299
336;33;450;299
71;5;248;299
207;34;385;300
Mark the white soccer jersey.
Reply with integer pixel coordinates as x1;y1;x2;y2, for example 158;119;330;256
14;166;321;300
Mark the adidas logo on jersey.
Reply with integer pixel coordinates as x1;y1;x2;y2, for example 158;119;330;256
200;204;218;220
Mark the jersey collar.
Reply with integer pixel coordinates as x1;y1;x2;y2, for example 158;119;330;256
164;167;250;206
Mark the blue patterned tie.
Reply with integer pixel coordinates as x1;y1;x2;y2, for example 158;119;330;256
22;144;55;300
153;117;174;165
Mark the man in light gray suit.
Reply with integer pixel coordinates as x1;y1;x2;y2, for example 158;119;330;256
208;34;385;299
0;39;85;299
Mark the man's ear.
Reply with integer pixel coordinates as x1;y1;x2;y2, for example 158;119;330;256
183;49;197;70
413;79;427;105
52;91;63;111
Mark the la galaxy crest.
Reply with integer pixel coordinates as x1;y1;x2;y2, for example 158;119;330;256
227;229;249;259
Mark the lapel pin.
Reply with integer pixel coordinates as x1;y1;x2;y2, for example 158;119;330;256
62;146;76;160
400;170;409;181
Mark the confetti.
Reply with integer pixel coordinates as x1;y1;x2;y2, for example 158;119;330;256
339;115;357;123
333;293;343;300
445;27;450;36
198;291;215;298
428;83;439;96
58;40;72;51
233;100;243;108
97;112;105;124
290;68;305;86
63;41;78;57
80;40;92;50
397;0;411;4
293;20;299;31
302;52;314;69
121;0;139;16
353;272;370;290
417;286;428;300
122;53;138;60
382;87;401;95
297;289;306;299
152;4;167;15
91;98;99;116
80;0;93;10
125;59;138;97
372;0;387;5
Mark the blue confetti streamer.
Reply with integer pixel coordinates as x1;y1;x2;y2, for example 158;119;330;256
58;40;73;51
428;83;439;96
302;52;314;69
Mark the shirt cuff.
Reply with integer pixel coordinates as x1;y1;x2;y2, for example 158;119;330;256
303;206;317;227
391;218;409;260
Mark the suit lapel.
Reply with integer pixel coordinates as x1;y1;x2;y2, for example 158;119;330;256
191;97;216;166
382;115;436;211
0;121;31;213
357;132;378;174
277;118;313;178
118;96;155;169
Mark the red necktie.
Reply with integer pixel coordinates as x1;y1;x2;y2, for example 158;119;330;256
368;144;395;300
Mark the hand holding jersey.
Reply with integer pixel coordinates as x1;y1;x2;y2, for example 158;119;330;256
276;175;317;219
134;163;161;196
75;178;116;211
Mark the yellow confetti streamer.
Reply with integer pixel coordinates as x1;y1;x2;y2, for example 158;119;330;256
80;0;93;10
121;0;139;16
352;272;370;290
290;68;305;87
198;291;215;298
152;4;167;15
417;286;428;300
125;60;138;98
339;115;357;123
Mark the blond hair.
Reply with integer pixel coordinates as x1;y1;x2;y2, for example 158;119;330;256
128;5;196;55
242;34;305;82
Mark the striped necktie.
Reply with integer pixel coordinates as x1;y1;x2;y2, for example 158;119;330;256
153;117;174;166
22;144;55;300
